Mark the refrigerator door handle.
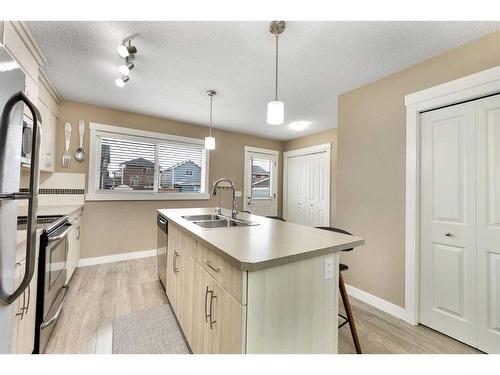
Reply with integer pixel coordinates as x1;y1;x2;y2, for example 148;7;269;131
0;91;41;305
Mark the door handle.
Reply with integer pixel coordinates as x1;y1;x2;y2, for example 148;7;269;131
15;290;26;319
204;286;211;323
173;251;179;273
0;91;40;305
24;284;30;315
209;292;217;330
444;232;453;237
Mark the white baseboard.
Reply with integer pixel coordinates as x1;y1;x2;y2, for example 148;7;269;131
345;283;408;322
78;249;156;267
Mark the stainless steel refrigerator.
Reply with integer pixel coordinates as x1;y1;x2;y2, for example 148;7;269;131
0;45;41;354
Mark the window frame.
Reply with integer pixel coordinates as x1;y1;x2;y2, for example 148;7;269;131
86;122;210;201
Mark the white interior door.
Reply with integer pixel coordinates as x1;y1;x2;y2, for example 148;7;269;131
476;95;500;353
419;102;477;346
284;145;330;227
244;147;278;217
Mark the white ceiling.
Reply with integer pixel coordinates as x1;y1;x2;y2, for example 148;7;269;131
28;21;499;141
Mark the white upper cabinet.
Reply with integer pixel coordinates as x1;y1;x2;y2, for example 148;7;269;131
38;73;61;173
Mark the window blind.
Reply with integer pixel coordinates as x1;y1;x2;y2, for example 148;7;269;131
96;133;205;195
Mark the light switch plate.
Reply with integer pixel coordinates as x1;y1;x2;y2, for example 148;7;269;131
235;191;242;197
324;257;334;279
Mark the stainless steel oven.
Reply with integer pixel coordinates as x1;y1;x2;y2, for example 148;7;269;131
157;214;168;290
34;216;71;353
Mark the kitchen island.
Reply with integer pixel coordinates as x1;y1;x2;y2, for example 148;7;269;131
157;207;364;354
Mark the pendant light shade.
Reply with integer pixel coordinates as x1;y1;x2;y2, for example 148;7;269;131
204;136;216;150
267;100;284;125
205;90;217;151
267;21;286;125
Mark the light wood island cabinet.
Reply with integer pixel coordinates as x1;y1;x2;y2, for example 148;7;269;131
160;208;364;354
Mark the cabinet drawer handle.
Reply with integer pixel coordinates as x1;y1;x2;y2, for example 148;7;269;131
204;286;211;323
203;259;220;273
209;292;217;330
444;232;453;237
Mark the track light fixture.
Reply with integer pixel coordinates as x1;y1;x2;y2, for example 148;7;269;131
114;35;138;88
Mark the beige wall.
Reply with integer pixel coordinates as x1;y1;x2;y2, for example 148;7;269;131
283;129;337;225
56;101;283;259
337;30;500;308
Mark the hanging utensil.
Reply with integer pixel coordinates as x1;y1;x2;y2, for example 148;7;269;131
75;119;86;162
61;122;71;167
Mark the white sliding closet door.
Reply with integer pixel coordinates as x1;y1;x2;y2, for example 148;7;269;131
419;102;477;346
476;95;500;353
284;145;330;227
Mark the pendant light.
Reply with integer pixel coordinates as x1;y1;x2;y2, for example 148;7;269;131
204;90;216;150
267;21;286;125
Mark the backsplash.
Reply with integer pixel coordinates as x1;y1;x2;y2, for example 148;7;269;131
19;172;85;206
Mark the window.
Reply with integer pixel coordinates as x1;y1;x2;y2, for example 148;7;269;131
251;158;272;199
88;123;209;200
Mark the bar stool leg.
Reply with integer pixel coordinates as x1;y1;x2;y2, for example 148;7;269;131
339;272;362;354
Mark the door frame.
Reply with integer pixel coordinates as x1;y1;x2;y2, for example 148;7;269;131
243;146;279;216
282;143;331;224
404;65;500;325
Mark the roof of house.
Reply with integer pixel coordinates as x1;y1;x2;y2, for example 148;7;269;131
120;157;155;167
163;160;201;171
252;165;269;175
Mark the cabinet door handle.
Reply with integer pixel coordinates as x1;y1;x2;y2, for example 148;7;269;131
203;259;220;273
209;292;217;330
173;251;179;273
24;284;30;314
16;290;26;319
204;286;211;323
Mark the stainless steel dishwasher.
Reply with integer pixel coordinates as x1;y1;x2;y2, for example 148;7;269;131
156;214;168;290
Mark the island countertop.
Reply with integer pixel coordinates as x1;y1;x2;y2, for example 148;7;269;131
157;207;364;272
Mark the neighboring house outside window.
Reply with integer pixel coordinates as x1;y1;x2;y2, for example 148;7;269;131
160;160;202;193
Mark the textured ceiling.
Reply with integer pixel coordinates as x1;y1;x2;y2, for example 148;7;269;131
28;21;499;140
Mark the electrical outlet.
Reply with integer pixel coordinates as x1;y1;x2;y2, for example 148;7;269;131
235;190;242;197
324;257;334;279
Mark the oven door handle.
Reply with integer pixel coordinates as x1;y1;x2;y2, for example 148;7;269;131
47;224;72;243
40;285;68;329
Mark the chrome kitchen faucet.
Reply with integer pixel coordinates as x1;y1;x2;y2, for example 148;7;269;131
211;178;238;220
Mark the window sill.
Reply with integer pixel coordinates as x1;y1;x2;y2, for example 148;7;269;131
85;192;211;201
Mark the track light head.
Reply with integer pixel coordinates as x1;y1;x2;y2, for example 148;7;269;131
115;75;130;88
119;61;135;75
117;45;137;58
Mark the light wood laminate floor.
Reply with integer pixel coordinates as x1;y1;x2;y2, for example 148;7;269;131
45;257;481;354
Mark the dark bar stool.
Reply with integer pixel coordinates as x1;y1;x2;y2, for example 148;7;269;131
316;226;362;354
266;216;286;221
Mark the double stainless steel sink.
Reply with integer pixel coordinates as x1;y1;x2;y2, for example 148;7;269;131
181;214;259;229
